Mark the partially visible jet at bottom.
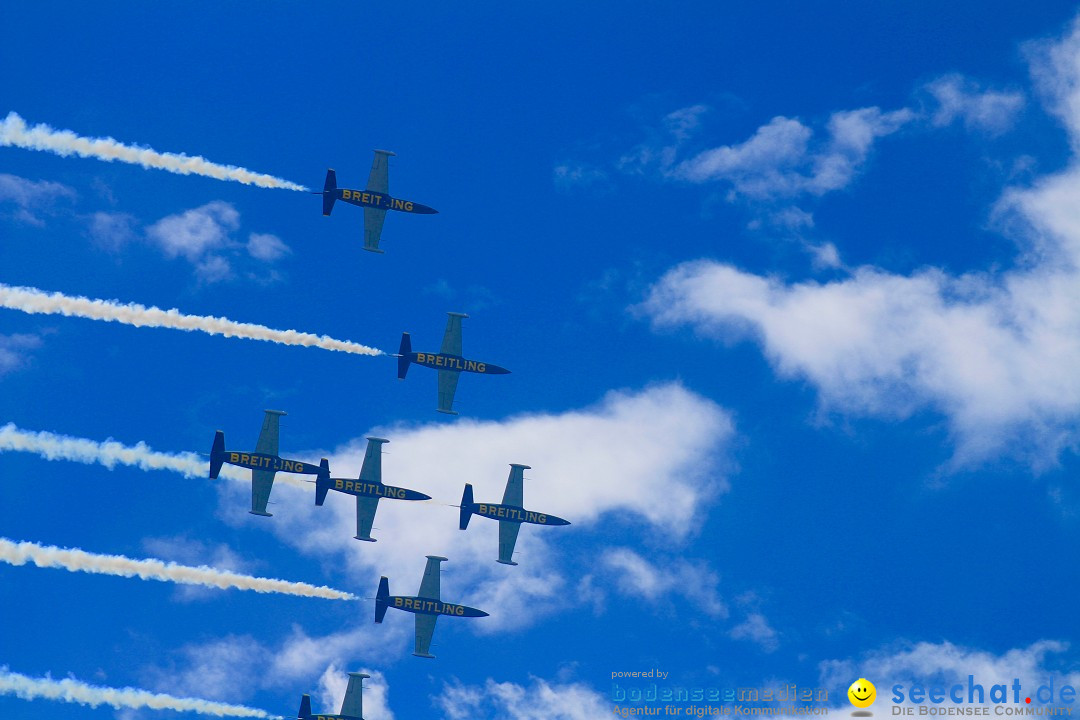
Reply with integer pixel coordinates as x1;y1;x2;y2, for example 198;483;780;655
460;463;571;565
314;437;431;542
209;409;322;516
297;670;369;720
396;312;510;415
375;555;488;658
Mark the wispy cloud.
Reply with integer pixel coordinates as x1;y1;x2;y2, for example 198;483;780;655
0;172;75;225
638;19;1080;468
0;333;43;377
924;74;1026;135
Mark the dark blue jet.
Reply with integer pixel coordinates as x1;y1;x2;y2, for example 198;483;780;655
209;410;321;517
375;555;488;658
316;150;437;253
314;437;431;542
297;671;368;720
460;464;571;565
396;312;510;415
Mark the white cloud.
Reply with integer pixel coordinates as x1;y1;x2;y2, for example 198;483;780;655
247;232;290;262
553;163;609;192
638;16;1080;468
0;333;43;376
925;74;1025;135
1026;16;1080;150
435;677;610;720
672;107;913;200
0;173;76;225
85;211;138;250
728;612;779;653
145;200;240;262
601;547;727;618
213;383;734;641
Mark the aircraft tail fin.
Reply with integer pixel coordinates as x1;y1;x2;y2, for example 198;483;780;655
322;169;337;216
209;431;225;479
298;694;312;720
459;483;475;530
375;576;390;623
315;458;331;506
397;333;412;379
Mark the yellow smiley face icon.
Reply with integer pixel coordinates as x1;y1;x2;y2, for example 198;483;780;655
848;679;876;708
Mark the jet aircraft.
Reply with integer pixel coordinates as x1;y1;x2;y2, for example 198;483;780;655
314;437;431;542
316;150;437;253
297;671;369;720
396;312;510;415
459;464;570;565
375;555;488;658
209;410;321;517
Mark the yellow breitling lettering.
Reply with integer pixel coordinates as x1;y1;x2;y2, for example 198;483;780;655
497;507;506;517
361;192;371;203
394;597;403;607
404;201;414;211
335;479;344;490
342;189;352;200
416;352;426;363
537;513;547;523
477;363;487;373
240;453;251;465
229;452;239;462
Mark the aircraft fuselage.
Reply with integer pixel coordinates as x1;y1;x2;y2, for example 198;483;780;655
410;352;510;375
220;451;321;475
337;188;437;214
388;595;488;618
472;502;570;526
327;478;430;501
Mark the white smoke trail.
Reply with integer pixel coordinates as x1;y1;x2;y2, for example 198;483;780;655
0;537;358;600
0;111;308;191
0;422;309;488
0;283;384;356
0;666;280;718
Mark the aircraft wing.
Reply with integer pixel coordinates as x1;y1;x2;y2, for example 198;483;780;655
251;469;276;516
339;672;368;718
437;370;460;415
417;556;444;599
414;613;438;658
355;495;380;541
498;521;521;565
440;313;466;356
366;150;392;194
363;207;387;252
255;410;283;456
502;464;527;507
359;437;386;483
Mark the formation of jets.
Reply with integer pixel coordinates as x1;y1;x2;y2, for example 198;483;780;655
201;149;568;680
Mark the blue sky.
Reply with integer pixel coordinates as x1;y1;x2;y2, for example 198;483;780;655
3;2;1080;718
